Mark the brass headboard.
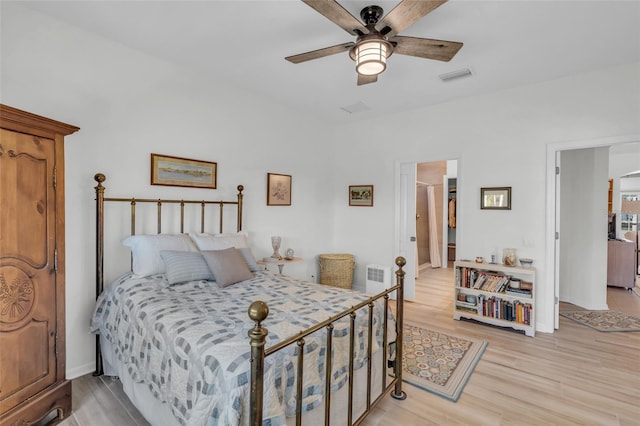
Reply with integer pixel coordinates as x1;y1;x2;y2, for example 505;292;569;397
94;172;244;295
93;172;244;374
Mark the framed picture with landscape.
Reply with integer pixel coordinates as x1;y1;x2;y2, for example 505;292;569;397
349;185;374;207
150;153;217;189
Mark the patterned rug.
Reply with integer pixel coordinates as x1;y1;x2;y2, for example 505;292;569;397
401;324;488;402
560;310;640;332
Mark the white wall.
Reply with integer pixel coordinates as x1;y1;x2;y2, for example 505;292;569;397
1;4;336;378
620;177;640;192
331;62;640;334
3;3;640;377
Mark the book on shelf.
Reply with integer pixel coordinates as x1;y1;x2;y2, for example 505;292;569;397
505;288;533;298
471;271;511;293
455;303;478;313
476;295;532;324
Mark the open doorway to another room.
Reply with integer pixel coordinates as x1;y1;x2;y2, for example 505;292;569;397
547;137;640;331
416;160;458;277
614;166;640;280
610;144;640;293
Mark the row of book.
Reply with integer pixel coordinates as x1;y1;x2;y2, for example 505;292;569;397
456;293;532;324
456;267;511;292
472;272;510;292
479;295;532;324
456;267;533;297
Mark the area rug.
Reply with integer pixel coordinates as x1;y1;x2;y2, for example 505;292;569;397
560;310;640;332
400;324;488;402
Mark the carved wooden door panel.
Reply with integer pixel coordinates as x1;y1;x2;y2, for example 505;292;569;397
0;128;58;414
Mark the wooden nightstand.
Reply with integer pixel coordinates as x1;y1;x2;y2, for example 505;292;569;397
258;257;303;274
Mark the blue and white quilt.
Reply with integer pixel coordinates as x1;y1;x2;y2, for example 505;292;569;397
90;271;395;425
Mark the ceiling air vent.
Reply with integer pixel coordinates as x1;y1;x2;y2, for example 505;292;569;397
439;68;472;82
340;101;371;114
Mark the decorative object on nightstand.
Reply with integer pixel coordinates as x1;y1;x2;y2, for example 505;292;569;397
271;236;282;260
284;248;295;260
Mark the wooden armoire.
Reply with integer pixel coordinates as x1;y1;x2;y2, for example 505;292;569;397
0;105;79;425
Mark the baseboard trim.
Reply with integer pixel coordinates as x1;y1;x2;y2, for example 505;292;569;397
67;362;95;380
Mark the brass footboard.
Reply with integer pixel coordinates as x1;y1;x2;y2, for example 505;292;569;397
248;257;406;425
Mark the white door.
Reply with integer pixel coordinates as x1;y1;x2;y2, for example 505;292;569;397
554;152;561;329
396;162;416;301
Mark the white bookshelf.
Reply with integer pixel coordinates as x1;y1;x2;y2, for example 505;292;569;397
454;260;535;337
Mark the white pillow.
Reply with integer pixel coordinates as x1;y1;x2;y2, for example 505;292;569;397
189;231;259;271
122;234;198;277
237;247;260;272
189;231;249;250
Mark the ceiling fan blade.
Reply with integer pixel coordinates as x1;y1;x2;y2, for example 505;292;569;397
377;0;447;38
286;42;355;64
391;36;463;62
357;74;378;86
302;0;368;36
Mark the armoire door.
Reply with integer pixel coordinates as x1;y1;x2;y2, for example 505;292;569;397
0;128;58;414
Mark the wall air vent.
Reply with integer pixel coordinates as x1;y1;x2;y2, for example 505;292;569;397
439;68;472;82
365;264;392;296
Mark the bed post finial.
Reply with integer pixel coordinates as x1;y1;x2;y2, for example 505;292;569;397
391;256;407;400
237;185;244;232
248;301;268;426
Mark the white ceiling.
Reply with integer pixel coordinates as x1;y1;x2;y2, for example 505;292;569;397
19;0;640;124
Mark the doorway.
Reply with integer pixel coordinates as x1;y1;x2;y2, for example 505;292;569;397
416;161;445;270
546;135;640;330
396;158;459;294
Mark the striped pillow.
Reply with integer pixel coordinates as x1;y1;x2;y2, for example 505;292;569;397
160;250;214;285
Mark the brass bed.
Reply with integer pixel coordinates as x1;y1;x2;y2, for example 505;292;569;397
91;173;406;425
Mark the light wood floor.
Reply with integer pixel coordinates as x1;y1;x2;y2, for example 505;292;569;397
60;268;640;426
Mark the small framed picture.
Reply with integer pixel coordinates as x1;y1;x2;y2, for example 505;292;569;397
481;187;511;210
150;153;217;189
349;185;374;207
267;173;292;206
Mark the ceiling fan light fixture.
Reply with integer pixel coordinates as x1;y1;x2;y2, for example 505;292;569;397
354;40;390;76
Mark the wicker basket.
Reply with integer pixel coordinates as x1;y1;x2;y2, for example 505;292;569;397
319;253;355;289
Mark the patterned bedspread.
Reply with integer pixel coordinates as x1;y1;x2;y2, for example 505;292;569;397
90;271;395;425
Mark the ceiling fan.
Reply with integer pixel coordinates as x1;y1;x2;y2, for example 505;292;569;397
285;0;463;86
